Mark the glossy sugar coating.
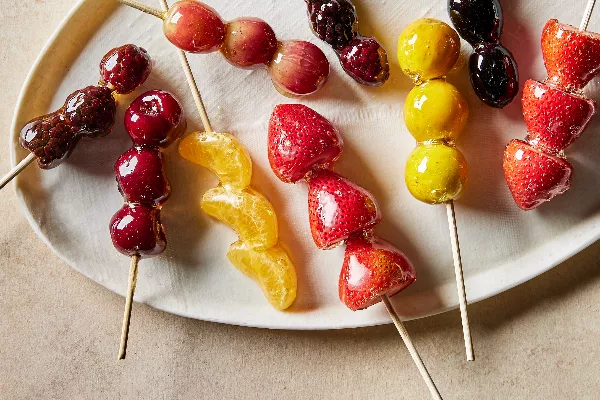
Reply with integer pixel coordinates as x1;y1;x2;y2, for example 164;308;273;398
339;234;416;311
542;19;600;92
522;80;597;154
179;130;297;309
268;104;343;183
221;18;278;68
115;147;170;207
163;0;225;53
110;203;167;258
202;186;279;251
99;44;152;94
405;143;469;204
339;36;390;87
503;139;573;210
448;0;503;46
306;0;358;51
179;131;252;190
398;18;460;83
404;80;469;143
307;169;381;249
227;241;297;310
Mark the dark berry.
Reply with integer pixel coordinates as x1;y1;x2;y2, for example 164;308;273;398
64;85;116;137
19;112;77;169
110;203;166;258
124;90;186;148
307;0;358;51
448;0;503;46
115;147;170;206
469;43;519;108
100;44;152;94
339;36;389;86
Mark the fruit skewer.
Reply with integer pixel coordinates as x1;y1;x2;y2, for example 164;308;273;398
398;19;474;361
152;0;297;310
111;90;186;359
0;44;151;191
120;0;330;97
503;0;599;210
268;104;442;400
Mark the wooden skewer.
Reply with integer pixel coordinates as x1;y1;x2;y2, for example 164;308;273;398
580;0;596;31
382;295;443;400
446;201;474;361
0;153;36;191
118;254;140;360
119;0;165;19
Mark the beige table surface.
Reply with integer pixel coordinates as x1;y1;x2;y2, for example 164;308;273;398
1;1;600;399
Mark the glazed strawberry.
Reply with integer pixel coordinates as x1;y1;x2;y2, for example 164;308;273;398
522;80;596;153
64;85;116;138
541;19;600;91
100;44;152;94
339;234;416;311
503;139;573;210
307;169;381;249
339;36;390;86
268;104;343;183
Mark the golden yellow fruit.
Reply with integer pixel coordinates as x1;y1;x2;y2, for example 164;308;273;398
227;241;297;310
404;80;469;143
405;143;468;204
201;186;278;250
179;131;252;190
398;18;461;83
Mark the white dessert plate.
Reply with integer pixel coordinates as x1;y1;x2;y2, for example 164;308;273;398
9;0;600;329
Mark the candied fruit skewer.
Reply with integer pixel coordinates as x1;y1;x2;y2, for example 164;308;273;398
398;19;474;360
503;2;599;210
0;44;152;191
268;104;442;400
111;90;186;359
156;0;297;310
119;0;330;96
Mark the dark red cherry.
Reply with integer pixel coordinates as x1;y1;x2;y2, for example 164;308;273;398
115;147;170;206
124;90;186;148
110;203;166;258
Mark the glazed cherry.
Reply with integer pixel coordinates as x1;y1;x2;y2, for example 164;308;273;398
100;44;152;94
268;40;330;96
110;203;167;258
221;17;278;68
124;90;186;148
115;147;171;206
469;43;518;108
448;0;503;46
163;0;225;53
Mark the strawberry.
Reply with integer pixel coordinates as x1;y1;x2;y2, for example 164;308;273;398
523;79;597;153
339;234;416;311
268;104;343;183
307;169;381;249
503;139;573;210
541;19;600;92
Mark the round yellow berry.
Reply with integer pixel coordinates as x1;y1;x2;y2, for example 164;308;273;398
398;18;461;83
404;80;469;143
405;143;468;204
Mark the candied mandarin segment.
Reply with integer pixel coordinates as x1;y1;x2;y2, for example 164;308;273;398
398;18;460;83
405;143;468;204
201;186;278;250
227;241;297;310
404;80;469;143
179;131;252;190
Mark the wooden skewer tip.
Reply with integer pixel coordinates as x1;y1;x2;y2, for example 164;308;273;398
118;255;140;360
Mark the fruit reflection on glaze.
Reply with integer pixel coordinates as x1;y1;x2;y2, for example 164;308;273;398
228;241;296;310
202;187;279;250
179;131;297;309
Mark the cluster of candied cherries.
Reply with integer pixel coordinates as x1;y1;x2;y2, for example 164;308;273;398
268;104;416;311
503;20;600;210
304;0;389;86
110;90;186;258
398;19;470;205
448;0;519;108
19;44;151;169
161;0;329;96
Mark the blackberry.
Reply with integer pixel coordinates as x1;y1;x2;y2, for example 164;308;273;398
19;112;77;169
339;36;390;86
64;86;116;137
100;44;152;94
307;0;358;51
